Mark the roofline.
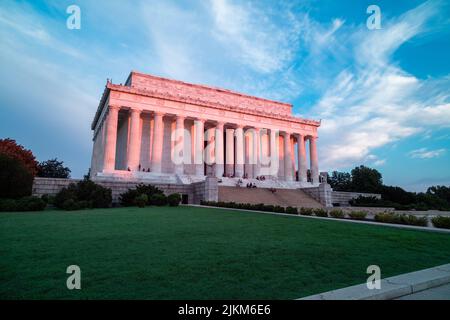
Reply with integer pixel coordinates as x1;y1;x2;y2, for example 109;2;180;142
91;71;320;130
129;70;293;108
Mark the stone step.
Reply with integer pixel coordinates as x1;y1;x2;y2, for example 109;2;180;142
218;186;323;208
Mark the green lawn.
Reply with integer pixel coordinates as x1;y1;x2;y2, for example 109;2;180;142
1;206;450;299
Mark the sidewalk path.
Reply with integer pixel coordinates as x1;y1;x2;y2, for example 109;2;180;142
396;283;450;300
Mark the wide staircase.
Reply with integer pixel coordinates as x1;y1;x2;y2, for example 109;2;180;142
218;186;323;208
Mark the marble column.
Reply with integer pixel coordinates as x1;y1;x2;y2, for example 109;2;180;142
103;105;120;172
235;125;244;178
309;136;319;183
284;132;293;181
127;108;142;171
225;128;235;176
194;119;205;176
174;116;185;175
253;128;261;178
297;134;307;182
150;112;164;173
215;122;224;178
269;129;278;177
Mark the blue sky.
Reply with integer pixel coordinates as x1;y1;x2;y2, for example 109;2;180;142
0;0;449;191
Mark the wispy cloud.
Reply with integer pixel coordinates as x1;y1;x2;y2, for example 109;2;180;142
408;148;446;159
210;0;299;74
0;0;449;183
308;0;450;170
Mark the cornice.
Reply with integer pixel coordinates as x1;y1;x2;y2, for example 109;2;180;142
106;83;321;128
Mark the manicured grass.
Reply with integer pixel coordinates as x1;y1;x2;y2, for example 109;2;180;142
1;206;450;299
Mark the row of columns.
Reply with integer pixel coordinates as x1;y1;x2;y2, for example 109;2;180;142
102;106;319;183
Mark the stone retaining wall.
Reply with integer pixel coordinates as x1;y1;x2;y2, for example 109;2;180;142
301;185;382;208
331;191;381;207
32;177;216;204
32;177;82;198
302;183;333;207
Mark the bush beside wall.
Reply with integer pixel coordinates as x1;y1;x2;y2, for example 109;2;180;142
348;211;368;220
54;178;112;210
0;196;46;212
200;201;433;229
329;209;345;219
431;216;450;229
374;212;427;226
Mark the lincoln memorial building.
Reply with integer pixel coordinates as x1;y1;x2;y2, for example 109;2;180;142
90;71;321;190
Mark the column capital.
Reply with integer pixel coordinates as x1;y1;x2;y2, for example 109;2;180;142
130;108;141;115
254;127;261;133
236;123;244;129
216;121;225;129
176;114;186;120
153;111;164;117
195;118;206;124
109;104;120;111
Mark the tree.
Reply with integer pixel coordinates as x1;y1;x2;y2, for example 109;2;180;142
426;186;450;204
37;158;71;178
0;154;34;198
350;165;383;193
380;185;416;205
0;138;38;176
327;171;352;191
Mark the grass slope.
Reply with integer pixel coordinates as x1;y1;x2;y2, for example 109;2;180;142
1;206;450;299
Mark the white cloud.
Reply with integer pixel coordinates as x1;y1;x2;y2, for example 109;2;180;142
309;0;450;170
1;0;449;180
408;148;446;159
210;0;297;73
373;159;386;166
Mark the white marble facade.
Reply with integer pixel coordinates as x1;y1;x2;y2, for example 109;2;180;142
90;71;321;185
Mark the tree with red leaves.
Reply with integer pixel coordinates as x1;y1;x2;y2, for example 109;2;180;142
0;138;38;176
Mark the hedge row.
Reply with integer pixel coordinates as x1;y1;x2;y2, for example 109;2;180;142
54;179;112;211
119;184;181;207
0;196;46;212
431;216;450;229
199;201;449;228
200;201;293;214
374;212;428;227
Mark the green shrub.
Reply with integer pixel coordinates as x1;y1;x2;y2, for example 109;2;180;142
54;178;112;210
168;193;181;207
54;184;77;209
135;194;148;208
432;216;450;229
150;193;167;206
254;203;265;211
0;198;18;211
75;179;111;208
120;184;164;207
285;206;298;215
314;208;328;217
273;205;285;213
46;195;55;205
0;197;46;212
374;212;396;223
16;196;46;211
299;208;314;216
119;189;139;207
62;199;79;211
329;209;345;218
348;211;367;220
263;205;275;212
0;154;34;199
398;214;428;227
374;212;428;226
